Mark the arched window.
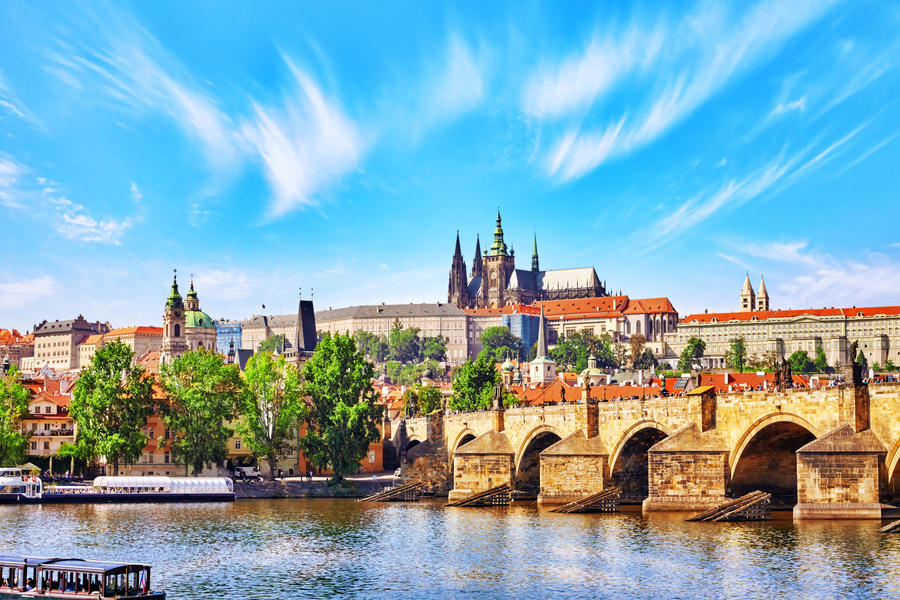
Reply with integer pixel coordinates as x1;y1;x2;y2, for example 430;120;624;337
174;324;180;338
636;321;642;334
198;342;203;349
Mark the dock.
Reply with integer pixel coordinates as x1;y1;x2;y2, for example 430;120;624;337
687;490;772;522
446;484;511;507
358;480;427;503
549;488;622;514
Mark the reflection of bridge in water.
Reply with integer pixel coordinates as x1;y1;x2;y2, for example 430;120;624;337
394;382;900;518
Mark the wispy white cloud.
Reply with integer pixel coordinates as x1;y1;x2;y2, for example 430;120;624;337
48;195;132;244
0;275;58;310
771;96;807;116
535;0;842;181
428;34;485;121
240;57;363;217
0;155;28;208
834;129;900;175
780;254;900;308
734;240;819;266
0;70;38;125
193;269;253;301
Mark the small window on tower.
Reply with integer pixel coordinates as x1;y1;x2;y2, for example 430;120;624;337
174;324;180;337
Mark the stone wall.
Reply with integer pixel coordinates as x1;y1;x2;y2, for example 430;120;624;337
538;455;607;504
449;454;513;502
644;451;729;511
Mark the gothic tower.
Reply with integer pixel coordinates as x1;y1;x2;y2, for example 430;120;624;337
161;270;187;364
448;231;470;308
756;275;770;311
740;273;756;312
472;234;483;278
480;210;516;308
532;234;540;272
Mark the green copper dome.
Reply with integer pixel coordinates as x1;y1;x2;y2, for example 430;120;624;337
166;274;184;310
185;309;215;329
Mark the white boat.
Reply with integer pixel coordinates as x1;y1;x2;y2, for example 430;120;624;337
0;468;42;503
0;473;233;504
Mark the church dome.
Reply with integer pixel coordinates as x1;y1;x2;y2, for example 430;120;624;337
185;310;215;329
501;358;515;372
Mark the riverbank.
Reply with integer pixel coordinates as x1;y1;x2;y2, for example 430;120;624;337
234;471;397;499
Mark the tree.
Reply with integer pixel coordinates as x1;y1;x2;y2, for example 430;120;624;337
629;334;646;369
634;348;658;371
550;332;616;372
526;341;537;362
814;347;829;373
353;330;388;363
727;337;747;373
300;333;381;479
423;336;448;361
388;323;421;363
885;360;896;372
258;334;288;354
69;341;153;475
677;337;706;372
403;384;443;417
159;349;243;475
237;352;304;480
480;327;522;361
449;351;501;411
0;366;30;467
873;362;882;372
787;350;814;373
855;349;868;372
613;342;629;370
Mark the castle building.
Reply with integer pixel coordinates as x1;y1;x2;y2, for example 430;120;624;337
160;272;216;365
448;210;607;309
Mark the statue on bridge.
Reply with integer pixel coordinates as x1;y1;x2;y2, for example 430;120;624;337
492;381;504;410
847;340;862;385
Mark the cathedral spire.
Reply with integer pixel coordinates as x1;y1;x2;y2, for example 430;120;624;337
532;233;539;272
536;304;547;359
472;234;483;278
454;230;462;257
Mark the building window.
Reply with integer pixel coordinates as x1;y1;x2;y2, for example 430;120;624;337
234;440;241;450
44;423;50;431
31;442;36;451
44;441;50;450
174;324;180;337
164;452;170;464
44;406;52;414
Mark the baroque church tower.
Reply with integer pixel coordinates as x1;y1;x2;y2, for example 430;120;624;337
161;270;187;365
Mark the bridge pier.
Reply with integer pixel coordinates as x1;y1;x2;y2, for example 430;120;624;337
447;431;515;503
794;425;887;519
642;424;730;512
538;431;609;505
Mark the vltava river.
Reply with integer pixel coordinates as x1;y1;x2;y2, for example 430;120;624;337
2;499;898;599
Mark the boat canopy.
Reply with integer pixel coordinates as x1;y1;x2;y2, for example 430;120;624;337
92;476;233;494
0;556;150;575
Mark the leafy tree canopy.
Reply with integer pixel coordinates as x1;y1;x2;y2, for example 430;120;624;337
480;327;522;362
551;332;616;372
258;334;288;354
634;348;658;371
0;366;30;467
69;341;153;475
629;334;646;369
814;347;829;373
237;352;304;479
855;350;868;372
727;337;747;373
160;349;243;475
403;384;443;417
388;322;422;363
449;351;505;411
677;337;706;373
353;330;389;363
787;350;815;374
300;333;381;479
423;336;448;362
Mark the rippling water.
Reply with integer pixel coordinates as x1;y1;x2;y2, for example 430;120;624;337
1;500;898;599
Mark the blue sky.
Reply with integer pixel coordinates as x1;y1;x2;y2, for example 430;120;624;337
1;0;899;331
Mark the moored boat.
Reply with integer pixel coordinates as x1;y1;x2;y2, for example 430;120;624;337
0;556;164;599
0;469;42;504
0;474;234;504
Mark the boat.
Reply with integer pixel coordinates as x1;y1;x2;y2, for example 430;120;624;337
0;473;234;504
0;556;164;599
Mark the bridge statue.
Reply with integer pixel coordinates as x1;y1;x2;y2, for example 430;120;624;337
492;381;504;410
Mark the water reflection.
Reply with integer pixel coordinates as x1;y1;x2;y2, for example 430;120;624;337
0;500;897;599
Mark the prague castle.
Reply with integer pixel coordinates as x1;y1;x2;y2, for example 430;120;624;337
448;210;607;309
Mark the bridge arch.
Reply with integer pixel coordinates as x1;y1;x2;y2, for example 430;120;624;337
451;429;478;454
887;437;900;502
609;420;672;503
513;425;563;494
729;413;819;505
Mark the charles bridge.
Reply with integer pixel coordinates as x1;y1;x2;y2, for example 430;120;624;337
391;382;900;518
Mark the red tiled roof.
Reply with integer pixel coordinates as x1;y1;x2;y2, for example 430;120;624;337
680;305;900;324
105;326;164;337
698;372;811;392
82;334;104;345
464;304;540;316
537;296;630;317
623;297;677;314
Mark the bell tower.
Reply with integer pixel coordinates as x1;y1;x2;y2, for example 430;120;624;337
161;270;187;365
480;209;516;308
740;273;756;312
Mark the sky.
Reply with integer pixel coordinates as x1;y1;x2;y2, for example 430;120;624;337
1;0;899;332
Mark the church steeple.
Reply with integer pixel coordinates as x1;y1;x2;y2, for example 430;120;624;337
532;234;539;272
472;234;483;278
185;275;200;311
756;275;770;311
489;209;509;257
448;231;469;307
740;273;756;312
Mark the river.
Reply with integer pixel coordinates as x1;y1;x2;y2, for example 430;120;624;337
2;499;898;599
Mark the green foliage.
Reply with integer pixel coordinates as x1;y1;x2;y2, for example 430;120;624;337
258;334;288;354
629;334;646;369
0;366;30;467
885;360;896;372
385;360;441;386
353;330;389;363
787;350;815;373
449;351;501;411
873;362;882;372
388;322;421;363
423;336;448;361
634;348;658;371
814;347;829;373
551;332;616;372
525;342;537;362
855;350;868;372
677;337;706;372
300;333;381;478
403;384;443;417
727;337;747;373
70;341;154;475
237;352;304;479
657;361;672;371
160;349;243;475
480;326;522;362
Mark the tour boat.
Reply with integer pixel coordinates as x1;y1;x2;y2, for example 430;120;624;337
0;556;164;599
0;474;234;504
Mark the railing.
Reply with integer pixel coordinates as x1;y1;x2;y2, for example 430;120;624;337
33;430;75;437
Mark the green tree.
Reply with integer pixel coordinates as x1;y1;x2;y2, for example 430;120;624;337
727;337;747;373
0;366;30;467
814;347;829;372
677;337;706;372
449;351;502;411
885;360;896;372
258;334;288;354
159;349;243;475
873;362;882;372
237;352;304;480
629;333;647;369
423;336;448;361
480;326;522;361
550;331;615;372
525;341;537;362
787;350;815;373
634;348;658;371
300;333;381;479
353;330;389;363
856;349;868;372
388;322;421;363
402;384;443;417
69;341;153;475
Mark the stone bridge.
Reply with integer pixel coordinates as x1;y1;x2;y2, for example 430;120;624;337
395;383;900;519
